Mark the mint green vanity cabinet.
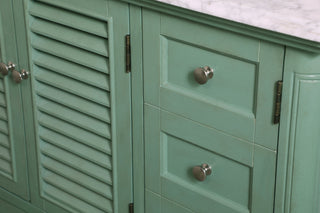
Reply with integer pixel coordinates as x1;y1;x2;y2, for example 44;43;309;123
0;0;320;213
143;9;283;213
0;0;133;213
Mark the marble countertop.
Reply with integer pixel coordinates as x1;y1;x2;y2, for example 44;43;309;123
155;0;320;43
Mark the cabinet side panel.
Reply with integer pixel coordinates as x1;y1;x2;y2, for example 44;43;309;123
275;48;320;213
287;74;320;213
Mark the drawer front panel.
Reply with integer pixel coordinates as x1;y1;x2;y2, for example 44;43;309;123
144;11;284;148
145;104;277;213
162;35;257;112
164;133;251;209
160;36;257;141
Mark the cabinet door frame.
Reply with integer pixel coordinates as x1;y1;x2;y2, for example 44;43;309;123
129;4;145;213
0;0;30;201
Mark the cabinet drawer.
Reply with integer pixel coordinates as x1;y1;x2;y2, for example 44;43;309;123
161;37;256;112
160;35;257;141
144;11;284;148
162;126;252;212
145;105;277;213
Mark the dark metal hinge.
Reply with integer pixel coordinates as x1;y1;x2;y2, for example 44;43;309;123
274;80;283;124
125;34;131;73
129;203;134;213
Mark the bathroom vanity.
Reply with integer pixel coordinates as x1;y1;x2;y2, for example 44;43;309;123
0;0;319;212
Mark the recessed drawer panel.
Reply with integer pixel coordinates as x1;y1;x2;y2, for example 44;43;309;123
144;11;284;148
160;35;257;141
144;105;277;213
162;37;257;112
163;133;251;212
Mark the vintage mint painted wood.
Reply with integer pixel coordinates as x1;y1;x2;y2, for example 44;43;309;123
143;10;283;150
0;0;30;200
274;49;320;213
144;104;277;213
129;5;145;213
143;9;283;213
0;199;27;213
0;0;320;213
0;0;133;212
22;0;132;212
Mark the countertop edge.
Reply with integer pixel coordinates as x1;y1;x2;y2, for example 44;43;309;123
122;0;320;53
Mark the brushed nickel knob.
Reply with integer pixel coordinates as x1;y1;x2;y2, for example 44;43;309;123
12;69;29;83
194;66;214;84
0;62;15;76
192;163;212;181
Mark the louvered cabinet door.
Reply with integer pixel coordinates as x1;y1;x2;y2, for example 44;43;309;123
24;0;132;212
0;0;30;200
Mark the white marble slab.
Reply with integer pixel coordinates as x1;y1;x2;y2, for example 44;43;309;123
155;0;320;43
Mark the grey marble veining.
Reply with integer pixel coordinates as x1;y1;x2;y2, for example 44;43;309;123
156;0;320;42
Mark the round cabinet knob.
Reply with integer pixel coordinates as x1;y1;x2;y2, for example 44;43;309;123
12;69;29;83
193;66;214;85
0;62;15;76
192;163;212;181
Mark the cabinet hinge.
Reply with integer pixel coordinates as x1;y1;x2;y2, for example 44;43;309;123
274;80;283;124
129;203;134;213
125;34;131;73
